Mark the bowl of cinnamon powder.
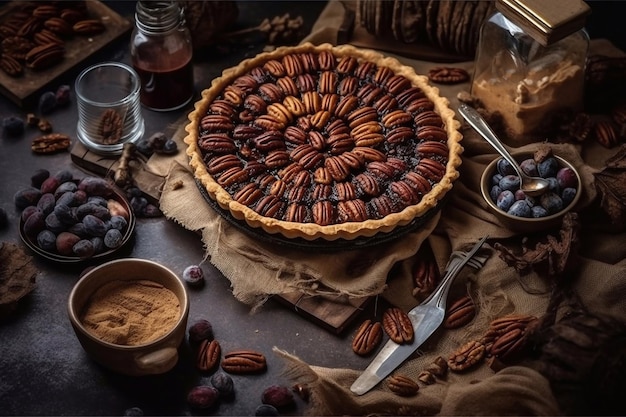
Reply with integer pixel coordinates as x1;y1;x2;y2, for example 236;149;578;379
67;258;189;376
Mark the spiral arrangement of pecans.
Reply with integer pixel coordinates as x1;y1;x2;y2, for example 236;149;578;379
0;1;106;77
197;49;450;227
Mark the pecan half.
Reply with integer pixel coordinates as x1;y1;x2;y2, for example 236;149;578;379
428;67;470;84
196;339;221;372
0;55;23;77
98;109;123;145
482;314;538;363
411;243;440;300
387;374;419;397
443;294;476;329
25;42;65;70
594;120;619;148
352;319;383;356
424;356;448;378
221;349;267;374
447;340;485;372
382;307;414;344
72;19;105;36
31;133;71;154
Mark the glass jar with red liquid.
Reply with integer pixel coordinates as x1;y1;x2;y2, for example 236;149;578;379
130;1;194;111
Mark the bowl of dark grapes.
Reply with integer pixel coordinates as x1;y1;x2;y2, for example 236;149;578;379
480;149;582;232
15;169;135;263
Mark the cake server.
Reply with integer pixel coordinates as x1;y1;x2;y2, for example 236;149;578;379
350;235;489;395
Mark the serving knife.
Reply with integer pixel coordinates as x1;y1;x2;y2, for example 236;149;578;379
350;236;489;395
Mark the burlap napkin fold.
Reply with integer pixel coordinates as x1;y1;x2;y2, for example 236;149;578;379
154;1;626;414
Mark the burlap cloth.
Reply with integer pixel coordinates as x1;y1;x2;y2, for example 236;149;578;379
151;2;626;414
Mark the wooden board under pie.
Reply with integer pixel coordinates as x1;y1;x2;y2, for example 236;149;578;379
0;0;132;107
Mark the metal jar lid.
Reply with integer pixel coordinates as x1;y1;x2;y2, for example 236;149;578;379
496;0;591;45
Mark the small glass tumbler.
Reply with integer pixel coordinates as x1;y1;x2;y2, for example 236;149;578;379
75;62;145;156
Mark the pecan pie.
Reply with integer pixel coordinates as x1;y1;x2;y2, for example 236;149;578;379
185;43;462;241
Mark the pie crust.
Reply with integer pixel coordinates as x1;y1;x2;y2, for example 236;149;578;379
184;42;463;241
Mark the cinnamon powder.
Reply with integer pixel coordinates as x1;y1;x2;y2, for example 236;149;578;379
80;279;181;346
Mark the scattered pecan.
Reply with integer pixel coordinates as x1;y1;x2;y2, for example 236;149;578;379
447;340;485;372
24;42;65;70
0;55;23;77
352;319;383;356
196;339;221;372
428;67;470;84
411;242;441;300
221;349;267;374
31;133;70;154
382;307;414;344
594;120;620;148
481;313;538;363
424;355;448;378
387;374;419;397
37;118;52;133
417;370;436;385
568;112;594;142
72;19;105;36
443;294;476;329
98;109;123;145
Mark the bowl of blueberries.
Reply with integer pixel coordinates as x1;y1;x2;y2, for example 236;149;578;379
480;149;582;232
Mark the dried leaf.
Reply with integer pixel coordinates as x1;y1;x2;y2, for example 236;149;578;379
494;212;580;278
593;144;626;229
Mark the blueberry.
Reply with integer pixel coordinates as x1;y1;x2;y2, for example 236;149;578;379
546;177;560;193
539;192;564;214
490;185;502;202
537;157;559;178
130;196;147;214
158;138;178;154
531;205;549;218
38;91;58;115
73;239;95;258
136;139;154;157
55;85;71;107
498;175;521;192
497;159;516;176
496;190;515;211
109;215;128;231
104;228;123;248
142;204;162;217
514;189;526;200
31;169;50;188
519;158;539;176
2;116;25;137
210;371;234;398
491;173;503;187
45;213;66;233
255;405;279;416
556;167;578;189
91;237;104;254
183;265;205;288
561;187;577;207
507;200;531;217
37;229;57;252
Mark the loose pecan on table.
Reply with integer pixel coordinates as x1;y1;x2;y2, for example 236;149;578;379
428;67;470;84
382;307;414;344
481;313;538;363
447;340;485;372
196;339;221;372
221;349;267;374
443;294;476;329
352;319;383;356
411;243;441;300
31;133;70;154
387;374;420;397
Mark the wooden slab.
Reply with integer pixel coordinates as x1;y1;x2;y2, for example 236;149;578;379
0;0;133;108
274;292;371;334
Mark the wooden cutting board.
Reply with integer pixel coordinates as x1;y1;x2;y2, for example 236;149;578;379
0;0;133;108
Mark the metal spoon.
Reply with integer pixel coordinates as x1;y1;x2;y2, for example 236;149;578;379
458;103;549;197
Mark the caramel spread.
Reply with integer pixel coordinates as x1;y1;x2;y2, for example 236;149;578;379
80;280;181;346
472;51;584;144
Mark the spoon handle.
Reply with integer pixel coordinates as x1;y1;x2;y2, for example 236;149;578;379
457;103;523;177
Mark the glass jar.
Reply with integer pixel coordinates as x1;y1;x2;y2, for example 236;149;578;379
130;0;194;112
470;0;590;145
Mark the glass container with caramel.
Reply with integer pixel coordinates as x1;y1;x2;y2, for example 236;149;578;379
471;0;591;145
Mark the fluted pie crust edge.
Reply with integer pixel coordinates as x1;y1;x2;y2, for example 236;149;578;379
184;42;463;241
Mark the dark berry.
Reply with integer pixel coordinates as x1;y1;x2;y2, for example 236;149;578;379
261;385;295;410
73;239;95;258
496;190;515;211
38;91;58;115
104;228;123;248
519;158;538;176
496;159;516;176
55;84;71;107
183;265;205;288
141;203;162;217
561;187;577;206
507;200;531;217
186;385;219;410
537;157;559;178
556;167;578;189
539;192;564;214
3;116;25;136
37;229;57;252
31;169;50;188
489;185;502;202
491;173;503;187
14;187;42;210
135;140;154;157
255;404;279;416
210;372;234;398
498;175;521;192
157;138;178;154
531;205;549;218
188;319;213;343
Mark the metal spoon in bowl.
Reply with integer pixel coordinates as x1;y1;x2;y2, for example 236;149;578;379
458;103;550;197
